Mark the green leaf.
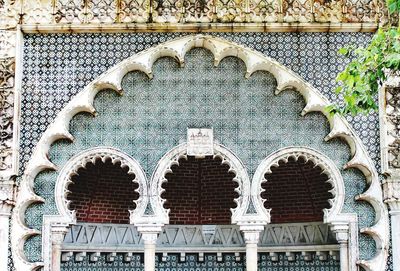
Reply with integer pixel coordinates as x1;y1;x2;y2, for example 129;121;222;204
338;47;349;55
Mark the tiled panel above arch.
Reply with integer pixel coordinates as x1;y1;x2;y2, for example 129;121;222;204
20;32;378;175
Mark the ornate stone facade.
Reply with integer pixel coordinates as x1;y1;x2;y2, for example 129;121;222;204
380;77;400;271
0;0;396;270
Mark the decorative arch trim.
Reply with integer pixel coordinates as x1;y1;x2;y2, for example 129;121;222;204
147;143;261;226
54;147;147;223
42;147;147;271
252;146;345;225
11;34;388;271
252;146;361;270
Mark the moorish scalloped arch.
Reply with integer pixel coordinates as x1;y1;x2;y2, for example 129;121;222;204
252;146;357;270
147;142;267;227
11;34;389;271
43;147;148;271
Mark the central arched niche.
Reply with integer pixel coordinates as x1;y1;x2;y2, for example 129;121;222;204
25;48;375;263
162;156;237;225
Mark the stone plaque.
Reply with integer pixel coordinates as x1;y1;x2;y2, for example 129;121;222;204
187;128;213;157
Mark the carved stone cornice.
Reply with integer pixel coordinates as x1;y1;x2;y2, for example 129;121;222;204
0;0;389;31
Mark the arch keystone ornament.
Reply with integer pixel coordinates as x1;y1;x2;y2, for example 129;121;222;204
11;35;389;271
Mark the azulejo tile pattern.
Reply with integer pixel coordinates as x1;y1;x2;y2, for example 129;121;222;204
60;253;144;270
59;253;339;270
258;253;339;270
20;32;378;174
24;48;376;266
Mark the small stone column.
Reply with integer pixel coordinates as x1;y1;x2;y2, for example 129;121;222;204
383;178;400;271
51;226;69;271
331;224;349;271
0;181;15;271
0;181;15;270
137;225;162;271
389;202;400;271
240;224;264;271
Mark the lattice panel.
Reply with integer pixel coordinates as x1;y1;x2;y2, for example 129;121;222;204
215;0;246;22
344;0;378;22
249;0;281;23
2;0;385;24
119;0;150;23
283;0;313;22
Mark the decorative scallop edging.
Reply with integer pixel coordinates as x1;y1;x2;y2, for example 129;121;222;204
11;34;389;271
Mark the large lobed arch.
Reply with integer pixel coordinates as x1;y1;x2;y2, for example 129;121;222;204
11;34;388;271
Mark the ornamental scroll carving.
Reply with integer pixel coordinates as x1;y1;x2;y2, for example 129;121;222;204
0;57;15;172
386;87;400;169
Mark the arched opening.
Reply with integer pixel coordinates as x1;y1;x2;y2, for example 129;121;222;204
162;156;238;225
67;158;139;224
261;156;333;223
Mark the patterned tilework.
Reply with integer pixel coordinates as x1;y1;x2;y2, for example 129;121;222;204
258;253;339;270
155;254;245;271
60;253;340;270
24;49;376;264
60;253;144;271
20;32;378;175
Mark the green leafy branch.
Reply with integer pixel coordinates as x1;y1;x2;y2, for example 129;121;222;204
329;0;400;115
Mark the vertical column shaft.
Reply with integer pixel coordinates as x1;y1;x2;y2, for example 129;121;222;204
241;225;264;271
138;228;161;271
144;241;156;271
0;212;11;271
245;242;258;271
390;209;400;271
51;228;68;271
331;224;350;271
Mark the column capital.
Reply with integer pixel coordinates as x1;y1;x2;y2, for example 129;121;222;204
0;180;16;217
239;223;264;244
383;175;400;213
330;223;349;243
136;224;163;245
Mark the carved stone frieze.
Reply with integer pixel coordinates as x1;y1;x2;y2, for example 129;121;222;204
215;0;246;22
0;57;15;173
380;85;400;172
343;0;377;22
0;31;16;58
179;0;212;23
54;0;86;24
22;0;53;24
0;0;389;27
0;0;20;29
314;0;343;22
152;0;181;23
249;0;280;23
283;0;313;22
119;0;150;23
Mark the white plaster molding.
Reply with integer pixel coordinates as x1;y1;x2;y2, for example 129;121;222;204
251;146;360;270
11;35;389;271
42;147;147;271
